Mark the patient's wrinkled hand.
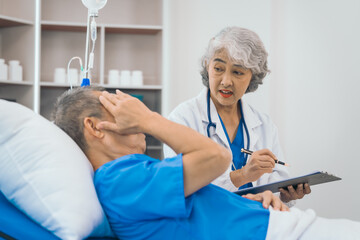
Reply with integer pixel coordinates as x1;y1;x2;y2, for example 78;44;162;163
97;90;154;134
242;190;289;212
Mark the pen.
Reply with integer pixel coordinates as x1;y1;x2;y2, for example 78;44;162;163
241;148;290;167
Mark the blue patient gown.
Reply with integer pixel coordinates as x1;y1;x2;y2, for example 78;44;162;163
94;154;270;240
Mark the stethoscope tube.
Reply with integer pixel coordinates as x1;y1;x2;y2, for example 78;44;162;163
206;90;217;138
206;89;250;162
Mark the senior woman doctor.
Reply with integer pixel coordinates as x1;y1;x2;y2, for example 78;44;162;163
164;27;311;204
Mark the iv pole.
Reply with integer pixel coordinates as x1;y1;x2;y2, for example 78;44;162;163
81;0;107;85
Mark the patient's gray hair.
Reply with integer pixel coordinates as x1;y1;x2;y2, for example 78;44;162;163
200;26;270;93
52;86;105;153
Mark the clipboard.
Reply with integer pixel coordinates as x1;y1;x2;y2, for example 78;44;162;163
235;171;341;196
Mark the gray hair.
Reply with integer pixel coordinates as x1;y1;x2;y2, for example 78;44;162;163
52;86;105;153
200;27;270;93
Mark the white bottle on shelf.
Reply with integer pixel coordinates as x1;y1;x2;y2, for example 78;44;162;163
54;68;66;83
131;70;143;86
120;70;131;86
9;60;23;81
108;69;120;85
0;59;8;81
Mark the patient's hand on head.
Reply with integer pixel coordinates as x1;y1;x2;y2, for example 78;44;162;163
242;190;289;212
97;90;154;134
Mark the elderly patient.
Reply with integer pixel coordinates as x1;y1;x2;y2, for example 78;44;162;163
52;86;360;240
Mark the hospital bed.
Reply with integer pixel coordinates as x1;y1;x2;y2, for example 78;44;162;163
0;191;59;240
0;191;117;240
0;99;117;239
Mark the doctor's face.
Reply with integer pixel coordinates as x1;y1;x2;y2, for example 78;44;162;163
207;50;252;110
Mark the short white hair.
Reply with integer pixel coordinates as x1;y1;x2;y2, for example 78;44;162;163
200;27;270;93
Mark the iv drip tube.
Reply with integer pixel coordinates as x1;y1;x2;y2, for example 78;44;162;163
83;12;91;80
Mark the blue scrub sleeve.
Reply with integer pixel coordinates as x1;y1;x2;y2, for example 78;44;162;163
94;154;191;221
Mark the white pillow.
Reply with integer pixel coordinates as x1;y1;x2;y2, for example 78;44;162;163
0;100;113;240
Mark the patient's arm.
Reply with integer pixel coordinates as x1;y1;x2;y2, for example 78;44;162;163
242;190;289;211
98;90;232;197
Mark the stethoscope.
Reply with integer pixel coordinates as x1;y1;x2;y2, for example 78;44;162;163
206;90;250;170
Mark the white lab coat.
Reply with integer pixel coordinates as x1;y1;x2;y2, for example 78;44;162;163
164;88;290;192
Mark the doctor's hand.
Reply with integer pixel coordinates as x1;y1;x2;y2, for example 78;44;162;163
279;183;311;203
230;149;276;188
243;190;289;212
97;90;154;134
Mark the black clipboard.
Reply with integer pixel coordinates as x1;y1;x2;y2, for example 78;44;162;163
235;171;341;196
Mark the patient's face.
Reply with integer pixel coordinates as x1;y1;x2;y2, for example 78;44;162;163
104;130;146;156
112;132;146;155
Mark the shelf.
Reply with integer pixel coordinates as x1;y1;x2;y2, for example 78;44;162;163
41;0;162;25
41;21;162;35
1;0;162;159
104;24;162;35
41;21;87;32
104;85;162;90
40;82;162;90
0;80;33;86
40;82;73;88
0;14;33;27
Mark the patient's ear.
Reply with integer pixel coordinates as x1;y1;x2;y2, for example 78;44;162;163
83;117;104;139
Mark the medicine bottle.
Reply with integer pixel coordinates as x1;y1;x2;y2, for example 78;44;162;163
9;60;23;81
0;59;8;81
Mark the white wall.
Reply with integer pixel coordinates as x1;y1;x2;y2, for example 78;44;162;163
271;0;360;220
164;0;360;220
